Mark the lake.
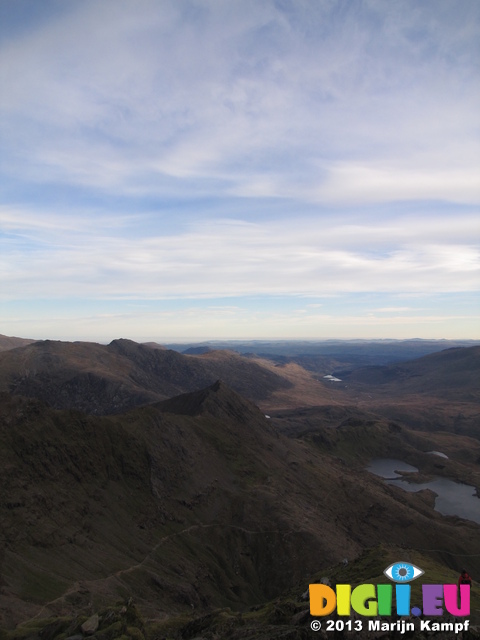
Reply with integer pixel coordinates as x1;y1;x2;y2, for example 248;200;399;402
367;458;419;479
367;458;480;525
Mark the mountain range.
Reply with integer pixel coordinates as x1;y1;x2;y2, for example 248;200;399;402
0;338;291;415
0;337;479;638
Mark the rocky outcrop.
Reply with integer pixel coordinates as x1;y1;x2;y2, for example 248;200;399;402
0;338;292;415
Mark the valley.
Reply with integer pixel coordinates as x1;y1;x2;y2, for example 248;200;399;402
0;337;479;638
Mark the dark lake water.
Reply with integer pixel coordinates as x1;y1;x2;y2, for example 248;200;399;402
367;458;419;479
367;458;480;525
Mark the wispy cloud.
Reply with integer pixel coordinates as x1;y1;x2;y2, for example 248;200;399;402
1;0;479;339
1;211;478;300
1;0;479;203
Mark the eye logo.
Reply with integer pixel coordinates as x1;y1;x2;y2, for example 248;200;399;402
384;562;424;583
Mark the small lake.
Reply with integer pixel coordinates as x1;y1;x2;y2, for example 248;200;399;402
368;458;480;525
367;458;419;479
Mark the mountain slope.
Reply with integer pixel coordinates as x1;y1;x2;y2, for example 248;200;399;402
0;338;292;415
306;346;480;439
1;383;479;629
340;346;480;400
0;335;36;352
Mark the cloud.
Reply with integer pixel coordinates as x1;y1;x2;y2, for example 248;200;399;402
1;210;478;301
1;1;479;340
1;0;479;204
316;164;480;205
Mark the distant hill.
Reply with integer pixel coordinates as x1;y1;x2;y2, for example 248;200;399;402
181;345;214;355
1;382;479;629
165;338;480;364
0;338;292;414
0;334;36;352
141;341;167;350
340;345;480;401
290;346;480;439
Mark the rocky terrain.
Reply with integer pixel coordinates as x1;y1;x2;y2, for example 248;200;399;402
0;338;479;638
0;339;292;415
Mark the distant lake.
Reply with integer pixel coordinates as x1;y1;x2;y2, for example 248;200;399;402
368;458;480;525
367;458;419;479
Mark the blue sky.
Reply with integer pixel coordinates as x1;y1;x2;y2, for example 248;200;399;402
1;0;479;341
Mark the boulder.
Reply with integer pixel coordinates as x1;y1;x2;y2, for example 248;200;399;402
81;614;99;635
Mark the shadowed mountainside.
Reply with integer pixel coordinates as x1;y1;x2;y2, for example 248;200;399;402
1;381;479;631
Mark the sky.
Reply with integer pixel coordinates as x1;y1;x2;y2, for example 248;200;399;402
1;0;479;342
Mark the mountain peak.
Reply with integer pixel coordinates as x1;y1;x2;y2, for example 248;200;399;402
155;379;263;424
108;337;141;352
210;379;223;393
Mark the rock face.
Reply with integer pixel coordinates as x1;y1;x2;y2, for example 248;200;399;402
80;614;99;635
154;379;264;424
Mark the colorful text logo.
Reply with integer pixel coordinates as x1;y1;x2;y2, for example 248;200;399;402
309;562;470;618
